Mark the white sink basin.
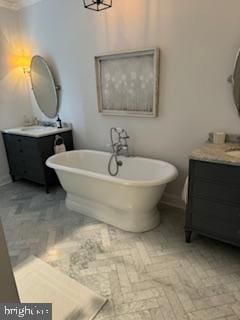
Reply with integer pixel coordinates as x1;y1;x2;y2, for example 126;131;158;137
3;126;71;138
20;126;55;132
226;150;240;158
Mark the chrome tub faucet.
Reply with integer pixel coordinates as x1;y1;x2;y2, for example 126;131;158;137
108;127;130;176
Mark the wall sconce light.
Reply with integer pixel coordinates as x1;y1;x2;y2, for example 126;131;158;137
83;0;112;11
15;54;31;73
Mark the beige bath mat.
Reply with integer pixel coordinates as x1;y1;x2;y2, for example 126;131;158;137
14;256;107;320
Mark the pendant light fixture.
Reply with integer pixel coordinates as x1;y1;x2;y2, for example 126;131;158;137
83;0;112;11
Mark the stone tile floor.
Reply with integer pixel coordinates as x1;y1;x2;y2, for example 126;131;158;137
1;181;240;320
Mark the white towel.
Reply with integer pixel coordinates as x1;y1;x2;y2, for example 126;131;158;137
54;144;66;154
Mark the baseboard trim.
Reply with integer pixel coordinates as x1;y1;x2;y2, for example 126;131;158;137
0;174;12;187
161;192;186;210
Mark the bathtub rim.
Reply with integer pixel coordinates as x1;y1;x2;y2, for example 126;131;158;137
46;149;178;187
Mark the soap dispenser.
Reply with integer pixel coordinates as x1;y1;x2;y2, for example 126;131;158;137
56;115;62;129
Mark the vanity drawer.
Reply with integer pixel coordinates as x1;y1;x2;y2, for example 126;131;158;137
23;167;45;184
191;198;240;240
4;135;39;159
192;160;240;185
12;163;45;184
192;179;240;204
4;134;32;147
10;158;43;171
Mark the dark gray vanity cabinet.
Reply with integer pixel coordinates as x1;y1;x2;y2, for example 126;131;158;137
2;131;73;192
185;159;240;247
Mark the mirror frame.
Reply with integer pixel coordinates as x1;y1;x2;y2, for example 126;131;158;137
228;49;240;115
30;55;60;119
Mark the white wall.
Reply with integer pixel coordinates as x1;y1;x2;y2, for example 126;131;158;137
0;7;33;186
18;0;240;197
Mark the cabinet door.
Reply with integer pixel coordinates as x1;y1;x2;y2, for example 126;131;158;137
191;198;240;242
186;160;240;246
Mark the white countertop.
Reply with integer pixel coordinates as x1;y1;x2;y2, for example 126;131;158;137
3;126;72;138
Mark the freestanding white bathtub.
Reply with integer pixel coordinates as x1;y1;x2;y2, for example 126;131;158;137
46;150;178;232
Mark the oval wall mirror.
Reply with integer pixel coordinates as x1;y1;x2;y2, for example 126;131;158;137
30;55;60;118
229;50;240;115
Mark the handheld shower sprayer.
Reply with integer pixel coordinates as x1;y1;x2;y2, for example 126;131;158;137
108;127;130;176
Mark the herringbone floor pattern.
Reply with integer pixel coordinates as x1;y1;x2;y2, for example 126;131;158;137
1;181;240;320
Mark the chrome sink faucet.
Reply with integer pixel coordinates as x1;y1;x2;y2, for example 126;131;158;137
108;127;130;176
